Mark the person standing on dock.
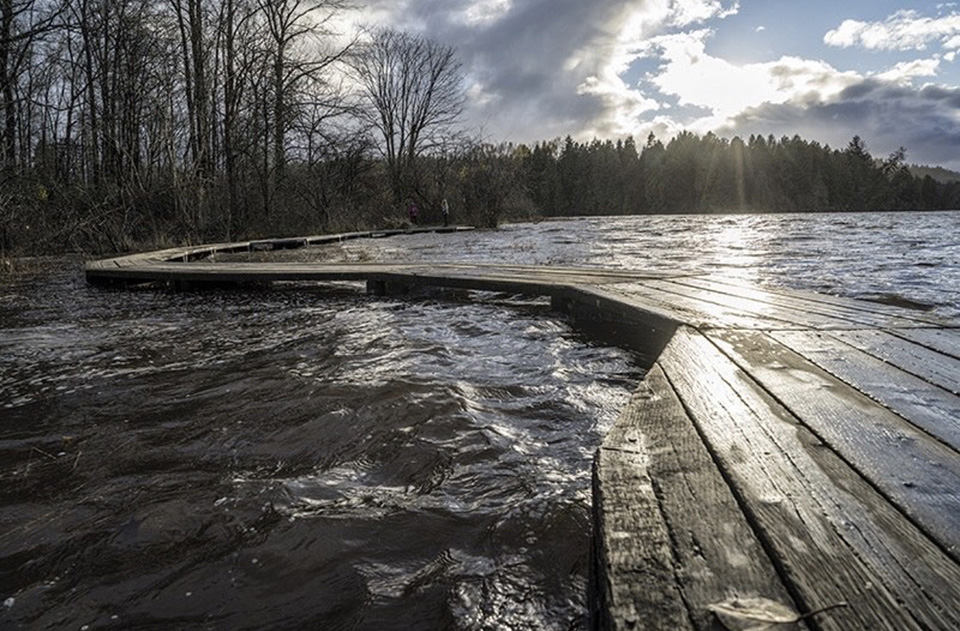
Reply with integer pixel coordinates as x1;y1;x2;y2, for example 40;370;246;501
441;198;449;227
408;200;419;225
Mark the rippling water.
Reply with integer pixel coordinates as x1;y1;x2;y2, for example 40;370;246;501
278;211;959;321
0;272;640;630
1;211;957;630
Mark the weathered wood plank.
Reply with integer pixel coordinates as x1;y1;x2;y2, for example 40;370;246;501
832;329;960;396
645;278;846;329
437;263;669;283
86;260;649;296
893;327;960;360
606;282;796;330
593;442;692;631
670;276;938;328
709;328;960;555
658;327;960;630
602;365;806;630
770;329;960;452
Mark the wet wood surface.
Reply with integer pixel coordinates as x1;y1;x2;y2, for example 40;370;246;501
86;232;960;630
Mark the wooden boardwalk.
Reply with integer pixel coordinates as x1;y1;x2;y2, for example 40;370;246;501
86;233;960;630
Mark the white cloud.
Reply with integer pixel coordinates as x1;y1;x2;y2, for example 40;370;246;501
824;9;960;51
564;0;741;135
668;0;739;27
638;30;862;127
346;0;741;140
876;57;942;84
631;26;960;166
337;0;960;171
460;0;512;26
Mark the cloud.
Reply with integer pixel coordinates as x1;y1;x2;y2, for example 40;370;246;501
824;9;960;51
351;0;740;140
460;0;513;26
635;27;960;168
716;80;960;169
668;0;739;27
342;0;960;170
637;30;861;124
876;57;942;84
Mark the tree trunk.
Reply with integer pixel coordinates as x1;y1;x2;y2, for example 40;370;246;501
1;0;16;171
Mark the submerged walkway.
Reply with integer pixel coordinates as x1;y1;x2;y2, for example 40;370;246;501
86;231;960;630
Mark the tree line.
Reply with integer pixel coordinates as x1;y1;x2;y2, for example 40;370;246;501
516;132;960;217
1;0;956;257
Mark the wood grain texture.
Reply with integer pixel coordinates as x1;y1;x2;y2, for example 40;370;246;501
593;441;692;630
672;276;942;328
832;329;960;395
893;328;960;360
606;282;791;330
646;278;849;329
709;329;960;556
770;329;960;452
602;365;806;630
658;327;960;631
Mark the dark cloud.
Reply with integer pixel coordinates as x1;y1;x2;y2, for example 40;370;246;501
718;81;960;168
360;0;660;141
457;0;638;139
919;84;960;108
836;80;881;100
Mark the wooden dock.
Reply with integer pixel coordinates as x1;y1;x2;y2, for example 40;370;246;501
86;233;960;630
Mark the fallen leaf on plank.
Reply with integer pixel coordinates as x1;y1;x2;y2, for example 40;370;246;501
708;596;847;631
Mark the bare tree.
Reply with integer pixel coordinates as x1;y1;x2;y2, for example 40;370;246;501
171;0;213;180
351;27;466;206
250;0;351;219
0;0;62;173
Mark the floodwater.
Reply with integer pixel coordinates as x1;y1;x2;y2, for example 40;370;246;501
1;211;957;630
284;211;959;321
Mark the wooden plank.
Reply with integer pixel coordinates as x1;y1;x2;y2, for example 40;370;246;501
893;328;960;360
832;329;960;396
593;440;692;630
672;276;937;328
769;329;960;453
445;263;675;283
709;329;960;556
606;282;795;330
658;328;960;630
683;276;943;327
596;284;756;330
602;365;806;630
644;278;846;329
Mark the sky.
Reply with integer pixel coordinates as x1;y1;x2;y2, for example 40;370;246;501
347;1;960;169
